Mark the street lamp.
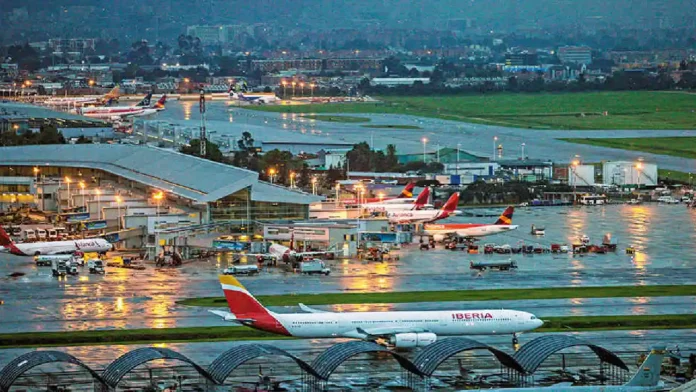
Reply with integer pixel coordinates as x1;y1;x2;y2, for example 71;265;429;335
520;142;526;160
378;192;385;202
33;167;39;181
421;137;428;163
335;183;341;207
635;161;643;190
79;181;86;211
95;188;101;219
571;158;580;204
64;176;71;208
311;176;318;195
493;136;498;161
153;191;164;256
290;171;296;188
309;83;316;97
268;168;277;184
115;195;122;230
291;81;297;97
281;80;288;97
299;82;305;96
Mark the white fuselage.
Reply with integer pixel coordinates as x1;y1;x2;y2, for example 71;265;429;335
425;224;519;238
79;106;157;119
364;199;430;213
387;209;461;224
273;309;541;339
12;238;111;256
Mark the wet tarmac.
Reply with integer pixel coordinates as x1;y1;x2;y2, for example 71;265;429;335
156;101;696;172
1;204;695;332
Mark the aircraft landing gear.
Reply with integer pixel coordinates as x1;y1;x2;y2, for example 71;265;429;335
512;333;519;346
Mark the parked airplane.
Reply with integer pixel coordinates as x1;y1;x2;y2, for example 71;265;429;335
0;227;112;256
212;275;543;347
424;206;518;241
342;182;416;205
79;95;167;119
462;346;665;391
387;192;461;224
45;85;120;106
231;92;280;104
364;187;431;213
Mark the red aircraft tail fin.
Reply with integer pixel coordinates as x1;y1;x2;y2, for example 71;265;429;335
398;182;415;198
494;206;514;225
413;187;430;209
441;192;460;212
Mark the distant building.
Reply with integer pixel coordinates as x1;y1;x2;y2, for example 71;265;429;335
370;78;430;87
48;39;96;55
505;53;538;66
603;161;657;186
186;25;224;45
558;46;592;65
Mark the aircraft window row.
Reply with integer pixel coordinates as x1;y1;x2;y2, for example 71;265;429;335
292;321;326;325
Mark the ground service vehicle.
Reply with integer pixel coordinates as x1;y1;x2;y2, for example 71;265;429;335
51;260;67;276
88;259;105;274
470;260;518;271
299;260;331;275
35;254;74;267
223;265;259;275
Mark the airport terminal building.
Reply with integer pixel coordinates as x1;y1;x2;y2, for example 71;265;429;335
0;144;321;223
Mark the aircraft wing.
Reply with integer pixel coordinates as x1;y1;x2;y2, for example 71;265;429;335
208;309;255;323
356;326;430;337
295;251;332;256
298;303;329;313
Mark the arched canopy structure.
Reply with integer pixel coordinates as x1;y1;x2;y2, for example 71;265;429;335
101;347;215;388
208;343;321;383
412;337;526;376
513;334;628;374
311;341;424;380
0;350;106;392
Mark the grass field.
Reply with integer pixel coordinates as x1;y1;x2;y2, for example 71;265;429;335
300;114;370;123
247;92;696;130
176;285;696;307
1;314;694;348
361;124;422;130
561;137;696;159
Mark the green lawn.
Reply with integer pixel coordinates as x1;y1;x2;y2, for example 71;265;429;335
561;136;696;159
246;92;696;130
361;124;422;130
2;314;695;348
177;285;696;307
301;114;371;123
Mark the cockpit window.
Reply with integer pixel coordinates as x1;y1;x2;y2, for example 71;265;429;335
530;316;537;320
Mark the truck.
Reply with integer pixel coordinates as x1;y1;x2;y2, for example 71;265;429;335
66;261;79;275
87;259;105;274
470;260;518;271
51;259;68;277
299;260;331;275
222;265;259;275
35;254;76;267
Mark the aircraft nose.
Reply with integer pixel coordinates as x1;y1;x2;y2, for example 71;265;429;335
536;318;544;328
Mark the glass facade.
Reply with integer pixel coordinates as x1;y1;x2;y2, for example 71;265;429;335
209;187;308;222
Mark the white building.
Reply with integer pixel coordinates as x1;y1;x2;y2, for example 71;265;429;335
569;164;595;186
603;161;658;186
370;78;431;87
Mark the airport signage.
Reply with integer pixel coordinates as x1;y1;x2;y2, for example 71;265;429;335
85;220;107;230
212;240;248;251
104;233;120;243
64;212;91;222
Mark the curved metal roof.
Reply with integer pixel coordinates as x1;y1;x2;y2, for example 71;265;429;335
207;343;321;383
412;337;525;376
101;347;215;388
0;350;106;392
513;334;628;374
310;341;424;380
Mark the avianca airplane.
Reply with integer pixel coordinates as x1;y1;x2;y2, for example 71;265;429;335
0;227;112;256
342;182;416;205
387;192;462;224
45;85;120;106
424;206;519;241
212;275;543;347
79;95;167;119
244;231;333;263
364;187;431;213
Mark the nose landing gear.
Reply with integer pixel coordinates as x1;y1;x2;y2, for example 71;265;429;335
512;333;519;346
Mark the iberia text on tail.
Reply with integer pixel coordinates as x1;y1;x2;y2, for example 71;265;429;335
218;275;291;335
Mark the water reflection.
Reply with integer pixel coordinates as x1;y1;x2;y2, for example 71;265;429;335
182;101;193;120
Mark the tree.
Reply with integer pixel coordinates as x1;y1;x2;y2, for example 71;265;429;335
36;124;65;145
180;139;226;163
385;144;399;171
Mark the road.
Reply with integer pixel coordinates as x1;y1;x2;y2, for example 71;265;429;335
1;204;696;333
154;101;696;172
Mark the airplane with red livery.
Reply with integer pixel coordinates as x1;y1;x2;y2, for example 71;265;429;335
386;192;461;224
364;187;431;213
424;206;518;241
342;182;416;205
211;275;543;347
79;94;167;120
0;227;112;256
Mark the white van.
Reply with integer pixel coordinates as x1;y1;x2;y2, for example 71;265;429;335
36;228;47;240
47;228;58;240
22;229;36;242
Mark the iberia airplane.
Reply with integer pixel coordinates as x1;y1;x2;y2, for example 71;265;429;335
211;275;543;347
0;227;112;256
424;206;518;241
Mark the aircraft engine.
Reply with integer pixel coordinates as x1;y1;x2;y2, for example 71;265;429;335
390;332;437;348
